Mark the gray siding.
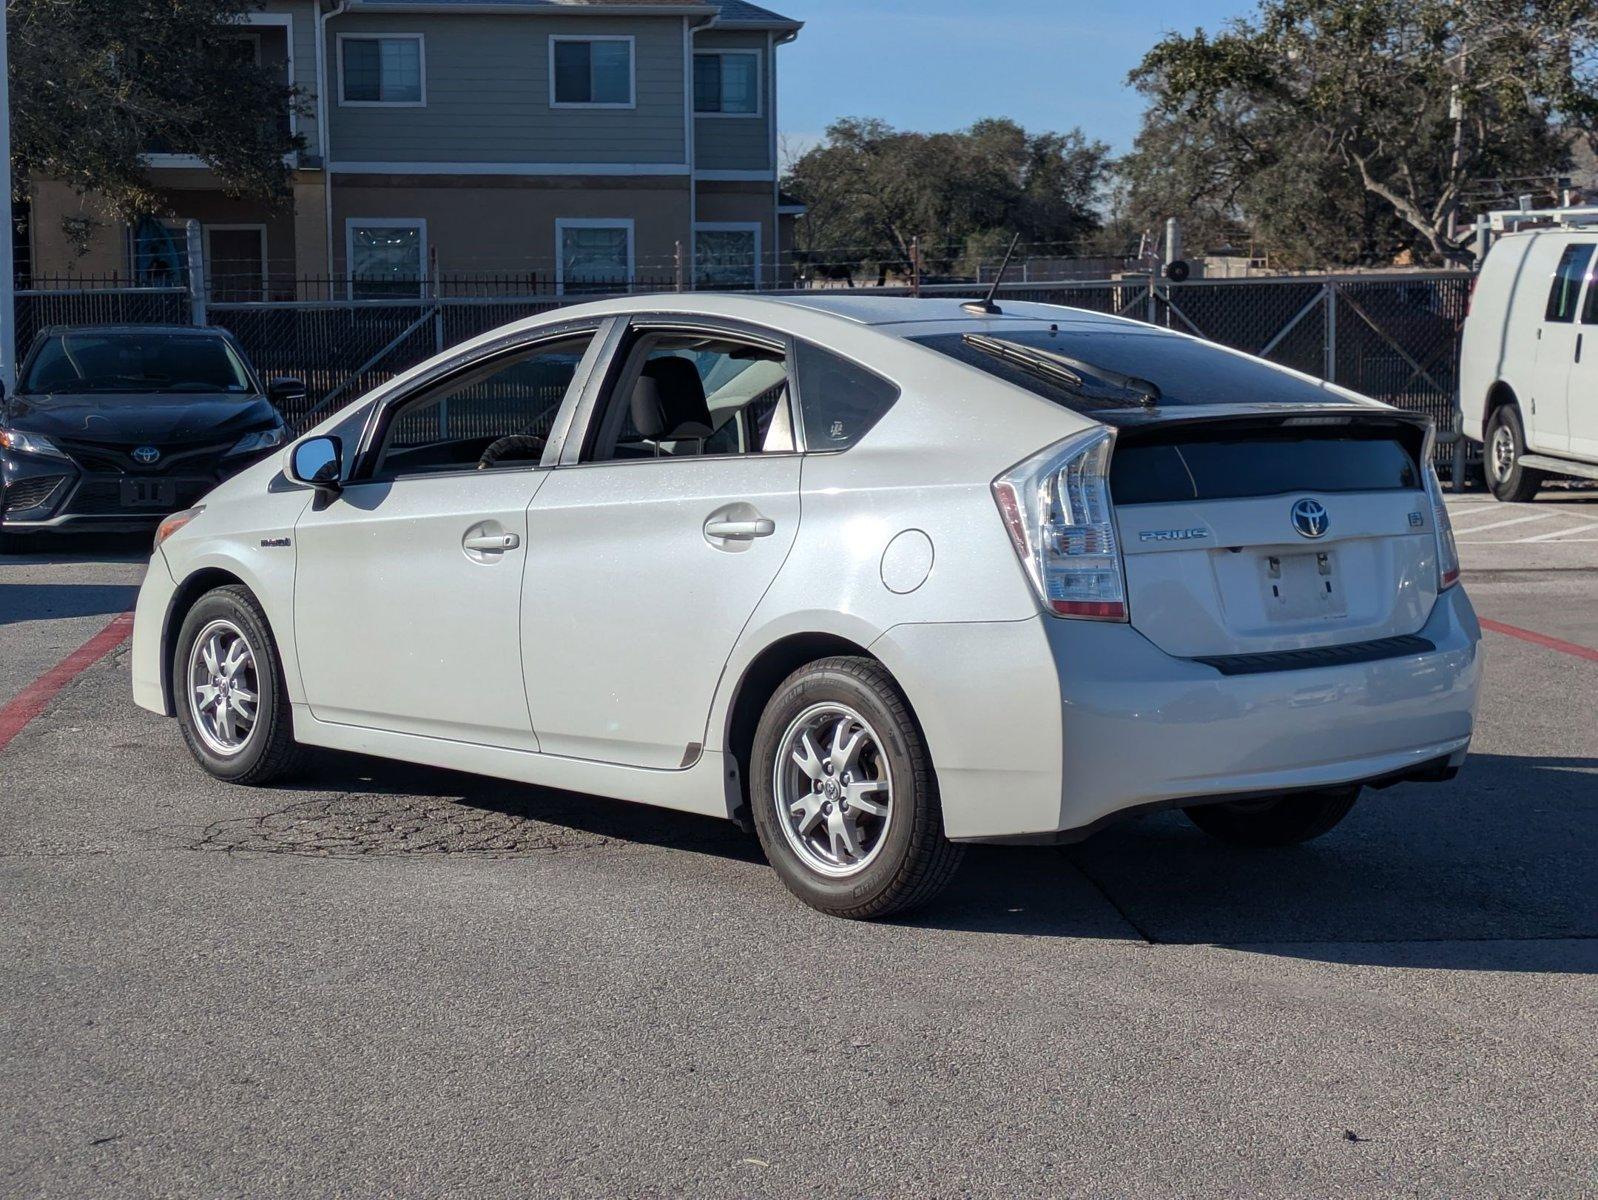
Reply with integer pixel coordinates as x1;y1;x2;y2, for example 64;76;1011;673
691;30;773;174
325;13;688;165
265;0;322;156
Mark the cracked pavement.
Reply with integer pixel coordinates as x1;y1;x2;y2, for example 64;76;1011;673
0;528;1595;1198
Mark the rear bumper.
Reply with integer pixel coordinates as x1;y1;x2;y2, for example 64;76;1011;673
875;586;1481;842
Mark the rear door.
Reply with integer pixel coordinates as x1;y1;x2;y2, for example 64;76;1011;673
1110;417;1439;658
1569;272;1598;460
521;319;801;768
1526;238;1594;452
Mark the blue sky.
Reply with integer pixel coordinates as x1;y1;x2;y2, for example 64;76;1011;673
774;0;1254;163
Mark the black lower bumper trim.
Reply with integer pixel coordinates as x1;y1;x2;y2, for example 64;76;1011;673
1192;634;1437;677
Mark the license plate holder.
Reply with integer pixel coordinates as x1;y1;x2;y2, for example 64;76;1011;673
120;478;177;509
1261;549;1347;621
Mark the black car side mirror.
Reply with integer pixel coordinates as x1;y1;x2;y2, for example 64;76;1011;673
287;435;343;494
268;377;308;405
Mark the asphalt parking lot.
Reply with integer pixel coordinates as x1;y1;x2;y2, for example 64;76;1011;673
1;490;1595;1198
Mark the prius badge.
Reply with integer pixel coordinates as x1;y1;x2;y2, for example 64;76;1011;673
1139;526;1209;543
1291;497;1329;539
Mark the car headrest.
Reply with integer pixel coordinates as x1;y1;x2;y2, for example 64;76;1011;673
631;357;713;441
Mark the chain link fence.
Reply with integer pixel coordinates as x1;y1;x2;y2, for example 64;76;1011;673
11;271;1472;466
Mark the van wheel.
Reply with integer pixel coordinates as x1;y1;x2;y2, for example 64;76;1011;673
173;584;304;785
750;657;963;920
1484;405;1543;502
1183;789;1359;847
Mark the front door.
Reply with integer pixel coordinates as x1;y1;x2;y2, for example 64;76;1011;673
293;329;602;749
1528;239;1594;453
522;322;802;768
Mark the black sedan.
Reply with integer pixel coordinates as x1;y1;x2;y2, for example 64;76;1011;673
0;325;304;549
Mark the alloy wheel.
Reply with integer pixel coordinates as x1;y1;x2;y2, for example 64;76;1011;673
186;618;260;757
773;702;894;877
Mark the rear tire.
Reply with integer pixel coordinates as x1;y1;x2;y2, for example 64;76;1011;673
1484;405;1544;502
1183;789;1359;847
750;656;963;920
173;584;304;785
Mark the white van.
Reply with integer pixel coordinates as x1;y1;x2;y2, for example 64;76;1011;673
1460;225;1598;499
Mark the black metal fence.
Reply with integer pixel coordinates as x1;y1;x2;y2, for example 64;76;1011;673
11;272;1472;463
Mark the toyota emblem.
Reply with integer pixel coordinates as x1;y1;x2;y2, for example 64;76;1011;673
1290;498;1329;539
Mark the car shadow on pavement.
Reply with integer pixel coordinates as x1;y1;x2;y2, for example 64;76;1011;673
921;752;1596;973
0;582;142;625
251;748;1593;972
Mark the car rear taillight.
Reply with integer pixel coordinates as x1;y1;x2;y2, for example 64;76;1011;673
1420;426;1459;589
993;427;1128;621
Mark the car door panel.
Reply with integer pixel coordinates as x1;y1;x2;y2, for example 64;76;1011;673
294;471;546;749
521;455;801;769
1529;239;1593;452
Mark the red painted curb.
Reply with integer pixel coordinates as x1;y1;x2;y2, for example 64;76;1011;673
0;611;135;752
1479;617;1598;664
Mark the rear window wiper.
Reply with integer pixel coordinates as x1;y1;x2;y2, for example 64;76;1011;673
960;333;1161;408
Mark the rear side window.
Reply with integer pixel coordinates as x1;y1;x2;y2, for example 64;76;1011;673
1111;434;1420;505
794;342;899;450
1544;243;1593;323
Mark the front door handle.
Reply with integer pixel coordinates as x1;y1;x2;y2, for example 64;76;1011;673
704;517;775;540
463;531;520;552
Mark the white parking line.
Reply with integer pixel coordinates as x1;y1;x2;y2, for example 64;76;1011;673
1451;513;1553;539
1447;503;1538;525
1520;520;1598;543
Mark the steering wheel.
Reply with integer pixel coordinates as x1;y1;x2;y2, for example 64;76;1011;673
476;434;547;471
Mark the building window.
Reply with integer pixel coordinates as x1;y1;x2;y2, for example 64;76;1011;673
695;224;760;289
347;219;426;298
339;34;425;105
556;219;634;294
550;37;634;107
694;51;760;116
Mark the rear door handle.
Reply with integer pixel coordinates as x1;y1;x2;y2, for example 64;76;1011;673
704;517;775;539
463;531;520;552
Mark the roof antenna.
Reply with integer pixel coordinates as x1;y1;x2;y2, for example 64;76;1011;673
962;232;1021;316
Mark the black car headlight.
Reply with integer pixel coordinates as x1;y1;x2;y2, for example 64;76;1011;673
0;428;69;459
227;424;288;457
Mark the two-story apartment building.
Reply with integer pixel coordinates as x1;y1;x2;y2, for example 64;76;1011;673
27;0;802;297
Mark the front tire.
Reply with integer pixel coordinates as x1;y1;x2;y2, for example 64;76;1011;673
1484;405;1544;502
173;584;303;785
1183;789;1359;847
750;657;963;919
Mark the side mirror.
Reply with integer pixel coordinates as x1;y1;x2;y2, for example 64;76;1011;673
287;435;343;494
268;377;308;405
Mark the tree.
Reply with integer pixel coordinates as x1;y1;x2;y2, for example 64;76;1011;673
9;0;306;239
783;117;1110;283
1126;0;1598;264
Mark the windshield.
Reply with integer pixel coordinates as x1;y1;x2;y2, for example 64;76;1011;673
20;332;254;395
912;327;1343;410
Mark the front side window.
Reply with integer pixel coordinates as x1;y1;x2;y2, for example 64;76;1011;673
587;331;794;462
1545;242;1594;323
793;342;899;451
558;221;632;294
20;333;253;395
349;221;425;299
340;35;424;104
695;226;759;289
551;38;632;106
694;51;759;115
373;332;596;478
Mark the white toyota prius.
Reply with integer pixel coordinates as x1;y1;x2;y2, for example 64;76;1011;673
131;294;1481;918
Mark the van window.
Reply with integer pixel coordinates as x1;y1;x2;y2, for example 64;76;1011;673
1544;243;1593;323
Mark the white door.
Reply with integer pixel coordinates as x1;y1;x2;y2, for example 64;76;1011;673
1527;239;1593;452
1570;283;1598;460
522;324;801;768
292;330;602;749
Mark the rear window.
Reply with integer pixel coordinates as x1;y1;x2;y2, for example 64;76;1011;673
1111;432;1421;505
912;328;1341;410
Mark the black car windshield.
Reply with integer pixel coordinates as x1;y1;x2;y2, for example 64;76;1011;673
912;327;1342;410
19;332;253;395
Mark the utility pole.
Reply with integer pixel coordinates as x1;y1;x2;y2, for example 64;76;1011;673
0;0;15;392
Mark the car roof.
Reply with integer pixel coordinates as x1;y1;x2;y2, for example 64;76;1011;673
36;323;233;337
